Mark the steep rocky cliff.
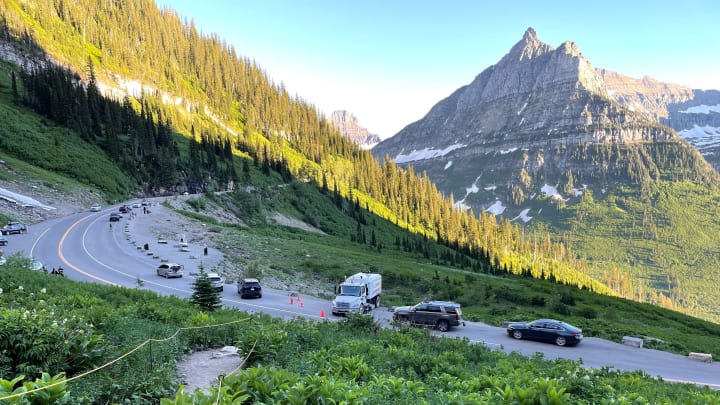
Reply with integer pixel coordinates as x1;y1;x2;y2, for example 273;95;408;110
330;110;381;149
599;71;720;169
372;28;716;216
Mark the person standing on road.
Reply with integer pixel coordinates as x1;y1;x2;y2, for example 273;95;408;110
204;245;208;256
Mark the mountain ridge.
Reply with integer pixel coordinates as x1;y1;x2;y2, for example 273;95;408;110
330;110;381;149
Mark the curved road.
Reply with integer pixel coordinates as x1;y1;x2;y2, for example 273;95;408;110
4;203;720;389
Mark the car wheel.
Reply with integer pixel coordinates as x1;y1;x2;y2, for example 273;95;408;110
512;330;523;340
156;270;161;277
555;336;567;346
375;296;380;308
258;294;262;298
436;319;450;332
164;272;169;279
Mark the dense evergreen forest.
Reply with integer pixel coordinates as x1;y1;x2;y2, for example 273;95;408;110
0;0;615;295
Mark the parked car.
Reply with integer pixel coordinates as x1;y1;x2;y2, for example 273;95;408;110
109;213;121;222
1;221;27;235
237;278;262;298
119;205;130;214
506;319;583;347
90;204;102;212
0;235;7;246
207;272;225;291
392;300;465;332
132;202;142;208
156;263;184;278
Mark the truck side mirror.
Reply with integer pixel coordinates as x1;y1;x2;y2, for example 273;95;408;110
334;285;340;294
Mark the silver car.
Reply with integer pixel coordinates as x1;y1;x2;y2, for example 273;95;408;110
156;263;184;278
207;272;225;291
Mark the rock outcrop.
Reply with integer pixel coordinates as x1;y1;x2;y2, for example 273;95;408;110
599;71;720;169
330;110;381;149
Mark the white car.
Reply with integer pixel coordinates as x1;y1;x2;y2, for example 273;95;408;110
132;202;142;208
90;204;102;212
207;272;225;291
156;263;184;278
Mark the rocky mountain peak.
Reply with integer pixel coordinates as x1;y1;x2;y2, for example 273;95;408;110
372;28;696;217
506;27;553;62
558;40;580;57
330;110;381;149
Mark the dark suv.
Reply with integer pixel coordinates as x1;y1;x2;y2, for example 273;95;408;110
393;300;465;332
237;278;262;298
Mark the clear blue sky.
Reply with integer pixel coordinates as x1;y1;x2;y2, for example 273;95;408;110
156;0;720;138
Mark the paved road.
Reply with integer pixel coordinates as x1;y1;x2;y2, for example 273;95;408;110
3;203;720;389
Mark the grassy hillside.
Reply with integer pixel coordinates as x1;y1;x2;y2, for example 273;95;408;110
529;181;720;322
1;261;718;404
168;184;720;360
0;61;137;200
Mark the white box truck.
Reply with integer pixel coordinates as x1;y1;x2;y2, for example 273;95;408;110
331;272;382;315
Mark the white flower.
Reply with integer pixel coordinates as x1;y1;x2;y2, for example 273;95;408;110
0;288;3;294
41;288;46;294
17;286;23;291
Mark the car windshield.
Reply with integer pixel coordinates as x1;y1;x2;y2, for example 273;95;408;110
340;285;361;296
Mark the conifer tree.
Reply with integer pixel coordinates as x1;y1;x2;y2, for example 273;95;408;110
190;267;221;311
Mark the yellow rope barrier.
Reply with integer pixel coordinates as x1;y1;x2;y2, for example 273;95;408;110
0;316;252;402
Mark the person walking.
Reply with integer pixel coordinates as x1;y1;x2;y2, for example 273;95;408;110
204;245;208;256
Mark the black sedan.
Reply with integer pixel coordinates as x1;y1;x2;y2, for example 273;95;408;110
506;319;583;346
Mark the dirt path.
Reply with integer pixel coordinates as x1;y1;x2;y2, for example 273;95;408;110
176;346;244;394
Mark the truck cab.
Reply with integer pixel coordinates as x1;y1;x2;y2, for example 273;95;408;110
331;272;381;316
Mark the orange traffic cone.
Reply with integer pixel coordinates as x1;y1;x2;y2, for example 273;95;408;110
290;297;294;305
300;301;304;308
320;308;325;318
297;295;302;301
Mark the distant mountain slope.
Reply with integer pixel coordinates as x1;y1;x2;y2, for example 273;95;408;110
330;110;381;149
598;70;720;170
373;28;717;213
372;28;720;322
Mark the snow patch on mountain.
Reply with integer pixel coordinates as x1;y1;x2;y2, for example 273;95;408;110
541;184;564;200
678;125;720;148
394;144;464;163
680;104;720;114
444;161;453;170
512;208;532;222
485;200;506;215
500;147;518;154
0;187;55;211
